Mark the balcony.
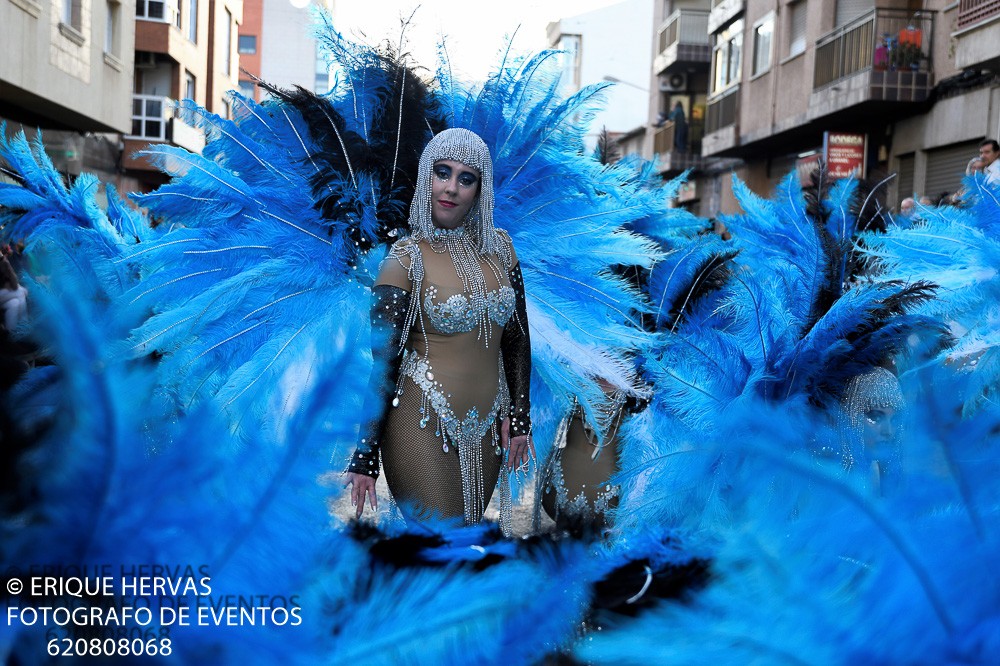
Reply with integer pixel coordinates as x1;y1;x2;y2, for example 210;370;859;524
809;9;934;120
124;94;205;171
653;121;706;174
708;0;744;34
706;86;738;133
654;9;711;75
702;85;739;155
957;0;1000;28
953;0;1000;69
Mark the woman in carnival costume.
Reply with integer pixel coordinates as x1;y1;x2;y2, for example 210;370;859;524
345;128;533;530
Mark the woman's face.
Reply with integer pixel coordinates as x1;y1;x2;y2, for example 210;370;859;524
862;405;899;451
431;159;480;229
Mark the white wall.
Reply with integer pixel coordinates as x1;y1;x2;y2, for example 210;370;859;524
551;0;654;151
259;0;323;91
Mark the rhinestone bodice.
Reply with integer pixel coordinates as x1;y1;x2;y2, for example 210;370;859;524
424;284;516;335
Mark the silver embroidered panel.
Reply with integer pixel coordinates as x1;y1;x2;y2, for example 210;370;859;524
424;285;515;334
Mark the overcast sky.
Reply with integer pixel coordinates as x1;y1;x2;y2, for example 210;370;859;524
331;0;626;79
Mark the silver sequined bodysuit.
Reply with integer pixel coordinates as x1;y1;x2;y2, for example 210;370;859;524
375;233;517;527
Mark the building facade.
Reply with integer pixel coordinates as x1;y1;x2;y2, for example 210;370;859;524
237;0;334;103
1;0;137;189
547;0;655;155
125;0;243;190
1;0;245;193
631;0;1000;218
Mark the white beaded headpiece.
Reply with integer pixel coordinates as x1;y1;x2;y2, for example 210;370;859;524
841;367;904;430
408;128;502;258
837;366;904;472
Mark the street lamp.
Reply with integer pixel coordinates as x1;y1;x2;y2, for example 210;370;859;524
601;75;649;92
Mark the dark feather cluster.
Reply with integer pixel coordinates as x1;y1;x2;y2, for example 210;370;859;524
250;47;447;255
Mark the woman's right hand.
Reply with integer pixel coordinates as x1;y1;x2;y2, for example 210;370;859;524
344;472;378;519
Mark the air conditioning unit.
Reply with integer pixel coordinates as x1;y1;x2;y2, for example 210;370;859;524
135;52;157;69
659;72;687;92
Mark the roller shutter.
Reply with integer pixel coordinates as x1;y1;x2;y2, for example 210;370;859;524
835;0;873;26
924;141;980;202
895;153;915;204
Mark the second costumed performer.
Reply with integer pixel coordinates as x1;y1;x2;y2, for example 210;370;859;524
345;128;533;532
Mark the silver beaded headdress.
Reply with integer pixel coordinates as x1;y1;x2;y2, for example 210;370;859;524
841;367;904;430
837;366;905;472
408;128;503;259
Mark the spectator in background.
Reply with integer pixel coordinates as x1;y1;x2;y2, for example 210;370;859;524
952;156;988;207
899;197;916;217
668;101;688;153
0;253;27;334
979;139;1000;185
966;157;986;176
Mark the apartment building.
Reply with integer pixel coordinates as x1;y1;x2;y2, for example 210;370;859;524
636;0;1000;217
645;0;714;176
126;0;243;190
546;0;655;154
1;0;136;187
237;0;335;103
1;0;244;193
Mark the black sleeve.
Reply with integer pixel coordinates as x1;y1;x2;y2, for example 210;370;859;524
501;262;532;438
347;284;410;478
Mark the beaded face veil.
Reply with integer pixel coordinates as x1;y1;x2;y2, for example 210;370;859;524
838;366;905;472
408;128;502;258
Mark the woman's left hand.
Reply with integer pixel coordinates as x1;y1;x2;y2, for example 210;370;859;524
501;417;534;471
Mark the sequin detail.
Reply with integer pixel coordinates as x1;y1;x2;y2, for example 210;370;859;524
397;349;509;526
425;285;515;334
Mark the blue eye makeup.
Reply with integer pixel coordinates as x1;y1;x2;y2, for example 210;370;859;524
432;163;479;188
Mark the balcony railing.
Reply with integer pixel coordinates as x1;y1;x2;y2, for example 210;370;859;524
658;9;710;53
655;9;712;73
653;122;706;173
814;9;934;89
706;86;739;134
654;122;676;154
957;0;1000;29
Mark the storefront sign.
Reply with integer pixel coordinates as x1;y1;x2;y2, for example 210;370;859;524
795;152;821;186
823;132;867;179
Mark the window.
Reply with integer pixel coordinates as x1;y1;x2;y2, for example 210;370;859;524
314;44;328;92
711;19;743;95
173;0;180;28
221;99;231;120
184;70;196;101
130;95;167;140
752;15;773;76
63;0;82;29
187;0;197;42
137;0;163;20
556;34;582;91
221;8;232;76
105;0;120;55
238;34;256;54
787;0;807;58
